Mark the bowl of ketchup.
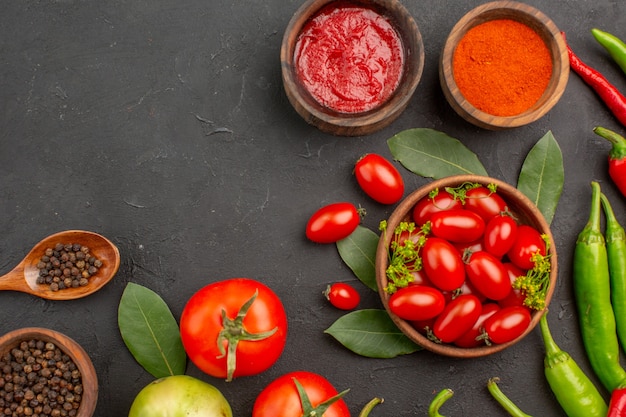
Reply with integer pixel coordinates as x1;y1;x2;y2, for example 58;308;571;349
281;0;424;136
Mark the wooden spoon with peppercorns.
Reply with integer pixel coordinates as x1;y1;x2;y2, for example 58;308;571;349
0;230;120;300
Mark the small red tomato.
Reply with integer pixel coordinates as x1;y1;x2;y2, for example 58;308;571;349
354;153;404;205
507;225;546;270
412;192;463;225
499;263;528;309
324;283;360;311
433;294;482;343
430;209;486;243
453;239;484;256
443;279;486;304
388;285;446;321
454;303;500;348
305;202;360;244
421;237;466;291
484;214;518;258
409;268;433;287
482;306;532;345
464;251;511;301
464;186;508;222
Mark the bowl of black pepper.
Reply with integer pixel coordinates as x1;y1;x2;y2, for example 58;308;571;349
0;327;97;417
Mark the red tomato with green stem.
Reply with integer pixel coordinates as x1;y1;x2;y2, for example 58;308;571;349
324;283;360;310
421;237;466;291
179;278;288;382
306;202;361;244
482;306;532;344
430;209;486;243
484;213;518;258
433;294;483;343
252;371;350;417
507;225;547;270
354;153;404;205
412;191;463;225
454;303;500;348
464;250;511;301
464;186;508;222
388;285;446;321
499;262;528;309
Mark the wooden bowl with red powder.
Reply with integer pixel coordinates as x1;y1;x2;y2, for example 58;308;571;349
281;0;424;136
439;1;569;130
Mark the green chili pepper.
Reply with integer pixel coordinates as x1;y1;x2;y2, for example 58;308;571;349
600;192;626;355
428;389;453;417
573;181;626;392
540;313;608;416
592;28;626;76
487;378;532;417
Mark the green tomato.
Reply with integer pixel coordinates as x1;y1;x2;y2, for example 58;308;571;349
129;375;233;417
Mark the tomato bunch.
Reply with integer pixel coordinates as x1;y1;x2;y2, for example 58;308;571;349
387;185;547;347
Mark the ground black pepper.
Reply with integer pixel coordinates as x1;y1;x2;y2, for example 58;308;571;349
35;244;102;292
0;339;83;416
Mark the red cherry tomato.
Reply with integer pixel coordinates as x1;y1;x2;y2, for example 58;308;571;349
464;186;508;222
409;268;433;287
252;371;349;417
305;202;360;244
483;213;518;258
433;294;483;343
482;306;532;344
454;303;500;348
412;192;463;225
430;209;486;243
354;153;404;205
499;262;528;309
443;279;486;304
180;278;288;381
388;285;446;321
507;225;546;270
453;239;484;256
324;283;360;311
464;251;511;301
421;237;466;291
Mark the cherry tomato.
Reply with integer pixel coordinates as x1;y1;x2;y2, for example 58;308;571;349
252;371;349;417
499;262;528;309
324;283;360;310
305;202;360;244
464;251;511;301
443;279;486;304
388;285;446;321
433;294;482;343
454;303;500;348
464;186;507;222
484;213;518;258
412;192;463;225
179;278;288;381
453;239;484;256
482;306;532;344
354;153;404;205
421;237;466;291
506;225;546;270
430;209;486;243
409;268;432;287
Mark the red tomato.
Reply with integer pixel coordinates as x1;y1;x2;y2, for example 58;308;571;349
252;371;349;417
388;285;446;321
305;202;360;244
354;153;404;204
433;294;482;343
464;186;508;222
482;306;532;344
409;268;432;287
464;251;511;301
430;209;486;243
507;225;546;270
324;283;360;310
499;262;527;309
421;237;466;291
484;214;518;258
453;239;484;256
180;278;288;381
454;303;500;348
412;192;463;225
443;279;486;304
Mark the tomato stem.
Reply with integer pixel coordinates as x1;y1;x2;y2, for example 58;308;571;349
293;377;349;416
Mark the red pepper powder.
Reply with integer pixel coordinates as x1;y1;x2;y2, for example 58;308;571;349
453;19;553;117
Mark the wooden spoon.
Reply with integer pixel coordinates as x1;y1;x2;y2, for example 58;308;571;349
0;230;120;300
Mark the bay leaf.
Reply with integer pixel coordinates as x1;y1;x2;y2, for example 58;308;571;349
387;128;488;179
118;282;187;378
325;309;421;358
517;131;564;225
336;226;379;291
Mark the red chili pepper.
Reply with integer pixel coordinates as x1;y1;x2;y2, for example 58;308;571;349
563;32;626;127
593;126;626;197
608;387;626;417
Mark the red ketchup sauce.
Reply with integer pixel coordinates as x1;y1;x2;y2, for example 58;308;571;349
294;2;405;114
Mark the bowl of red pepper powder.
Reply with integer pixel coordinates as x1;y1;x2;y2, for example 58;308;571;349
281;0;424;136
439;1;569;130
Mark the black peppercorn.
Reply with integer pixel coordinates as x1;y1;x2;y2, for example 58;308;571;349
35;243;103;292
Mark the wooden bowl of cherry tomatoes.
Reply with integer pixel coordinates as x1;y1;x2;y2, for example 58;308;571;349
375;175;558;357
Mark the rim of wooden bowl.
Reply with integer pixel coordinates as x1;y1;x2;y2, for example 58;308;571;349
0;327;98;416
375;175;558;358
280;0;425;136
439;1;569;130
